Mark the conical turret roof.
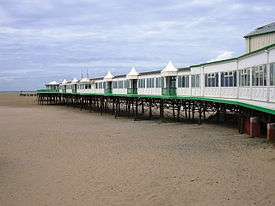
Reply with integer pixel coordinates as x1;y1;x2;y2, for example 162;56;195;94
47;81;59;85
80;77;90;83
61;79;68;85
161;61;178;76
104;71;114;81
127;67;139;79
71;78;78;84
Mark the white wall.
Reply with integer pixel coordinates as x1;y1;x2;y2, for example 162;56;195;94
238;52;267;69
112;77;127;95
137;73;162;96
113;88;127;94
177;88;191;96
204;60;237;73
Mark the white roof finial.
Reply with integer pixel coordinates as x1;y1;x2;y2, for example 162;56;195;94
104;71;114;81
127;67;139;79
47;81;59;85
71;78;78;84
61;79;68;85
161;61;178;76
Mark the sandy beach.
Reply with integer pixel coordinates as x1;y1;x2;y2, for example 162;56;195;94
0;93;274;206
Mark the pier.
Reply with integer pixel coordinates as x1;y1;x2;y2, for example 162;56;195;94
37;92;275;140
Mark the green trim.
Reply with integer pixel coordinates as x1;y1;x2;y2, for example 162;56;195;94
162;88;177;96
36;90;275;115
127;88;138;95
238;43;275;59
191;43;275;68
36;89;60;93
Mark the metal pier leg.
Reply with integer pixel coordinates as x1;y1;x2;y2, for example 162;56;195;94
172;101;175;120
134;99;138;120
192;102;195;120
141;100;144;114
177;100;180;122
149;99;152;120
188;101;191;120
198;103;202;125
160;100;164;120
203;102;206;120
112;98;115;115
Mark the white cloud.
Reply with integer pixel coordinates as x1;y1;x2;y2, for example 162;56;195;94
209;51;234;62
190;0;225;6
0;26;101;41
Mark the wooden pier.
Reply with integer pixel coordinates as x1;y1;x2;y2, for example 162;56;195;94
37;92;275;139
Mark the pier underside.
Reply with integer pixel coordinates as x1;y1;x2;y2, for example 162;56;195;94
37;92;275;140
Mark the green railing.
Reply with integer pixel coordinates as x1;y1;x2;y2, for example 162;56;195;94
162;87;177;96
37;89;60;93
127;88;137;95
104;88;112;95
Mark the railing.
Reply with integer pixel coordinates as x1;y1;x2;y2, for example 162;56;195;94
104;88;112;95
127;88;138;95
37;89;60;93
162;87;177;96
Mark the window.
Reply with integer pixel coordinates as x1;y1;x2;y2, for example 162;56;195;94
178;75;189;88
271;63;275;86
191;74;200;88
155;77;163;88
239;69;250;87
113;81;118;89
195;74;200;87
146;78;155;88
98;82;103;89
138;79;146;88
252;65;267;86
85;84;91;89
124;80;129;88
205;72;219;87
117;81;123;88
221;71;236;87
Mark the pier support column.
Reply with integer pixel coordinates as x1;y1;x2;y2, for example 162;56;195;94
203;102;206;120
172;101;175;120
134;99;138;120
177;100;180;122
149;99;152;120
141;100;144;114
160;100;164;119
267;123;275;141
249;117;260;138
198;103;202;125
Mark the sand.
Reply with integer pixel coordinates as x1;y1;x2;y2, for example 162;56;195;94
0;93;274;206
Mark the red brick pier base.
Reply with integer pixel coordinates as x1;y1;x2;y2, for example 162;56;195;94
267;123;275;141
249;117;260;138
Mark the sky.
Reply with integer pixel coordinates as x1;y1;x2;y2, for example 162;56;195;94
0;0;275;91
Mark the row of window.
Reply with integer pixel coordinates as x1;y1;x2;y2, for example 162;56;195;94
177;75;200;88
78;84;91;89
113;80;129;89
205;71;239;87
205;63;275;87
75;63;275;89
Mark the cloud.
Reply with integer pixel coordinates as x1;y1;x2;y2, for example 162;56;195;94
208;51;234;62
0;0;275;91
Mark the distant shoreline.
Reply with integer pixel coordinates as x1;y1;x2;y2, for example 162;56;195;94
0;91;36;93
